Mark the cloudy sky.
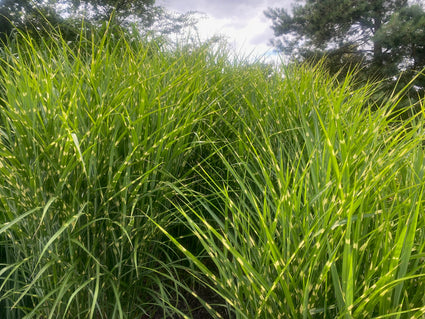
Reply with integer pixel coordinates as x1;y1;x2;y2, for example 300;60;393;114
156;0;293;61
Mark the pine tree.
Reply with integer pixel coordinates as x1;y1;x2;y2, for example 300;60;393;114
265;0;425;82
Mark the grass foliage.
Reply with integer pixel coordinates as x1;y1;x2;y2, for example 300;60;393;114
0;27;425;318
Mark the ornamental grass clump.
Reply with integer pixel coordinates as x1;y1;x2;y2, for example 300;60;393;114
163;64;425;318
0;25;425;319
0;27;233;318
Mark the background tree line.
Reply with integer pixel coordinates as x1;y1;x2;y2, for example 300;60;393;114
0;0;195;42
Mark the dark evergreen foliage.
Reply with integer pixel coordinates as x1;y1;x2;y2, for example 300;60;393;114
265;0;425;101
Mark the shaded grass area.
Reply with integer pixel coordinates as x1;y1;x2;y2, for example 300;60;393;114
0;26;425;318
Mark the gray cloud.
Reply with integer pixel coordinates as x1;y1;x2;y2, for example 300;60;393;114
250;28;274;46
158;0;292;20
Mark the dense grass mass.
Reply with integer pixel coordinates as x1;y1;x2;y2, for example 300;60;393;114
0;27;425;318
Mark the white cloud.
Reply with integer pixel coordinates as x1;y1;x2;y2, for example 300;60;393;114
157;0;293;62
